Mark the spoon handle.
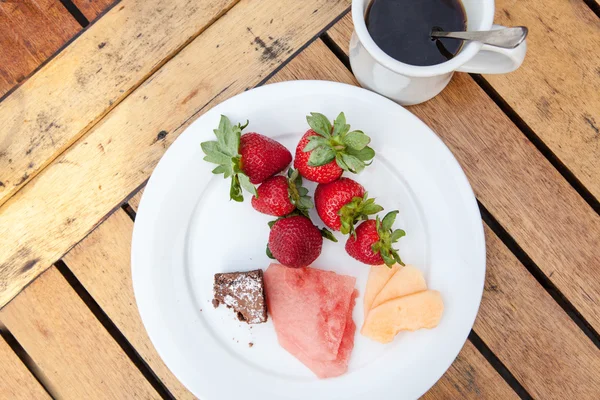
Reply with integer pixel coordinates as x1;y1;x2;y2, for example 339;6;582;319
431;26;528;49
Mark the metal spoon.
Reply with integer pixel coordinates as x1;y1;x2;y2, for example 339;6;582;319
430;26;528;49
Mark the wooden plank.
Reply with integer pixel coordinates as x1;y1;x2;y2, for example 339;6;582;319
72;0;117;21
0;0;349;307
423;340;517;400
0;333;51;400
489;0;600;200
475;227;600;398
0;0;80;54
128;188;143;212
0;0;80;97
0;0;238;205
327;12;600;336
0;9;40;95
0;267;160;399
63;209;196;399
327;15;600;397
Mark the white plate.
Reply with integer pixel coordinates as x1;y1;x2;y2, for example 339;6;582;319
132;81;485;400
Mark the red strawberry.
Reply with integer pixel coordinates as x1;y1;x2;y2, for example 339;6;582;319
267;215;324;268
345;211;406;267
240;133;292;184
251;169;313;217
314;178;383;234
294;131;343;183
201;115;291;201
294;112;375;183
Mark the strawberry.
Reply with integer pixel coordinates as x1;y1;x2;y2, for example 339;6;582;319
315;178;383;234
267;214;337;268
251;169;313;217
294;112;375;183
201;115;292;201
345;211;406;267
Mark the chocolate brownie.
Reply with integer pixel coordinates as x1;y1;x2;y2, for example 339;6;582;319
213;269;267;324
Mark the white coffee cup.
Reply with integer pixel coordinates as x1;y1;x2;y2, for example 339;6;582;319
350;0;527;105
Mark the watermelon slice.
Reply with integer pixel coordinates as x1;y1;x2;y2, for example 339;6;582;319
278;290;358;378
264;264;357;362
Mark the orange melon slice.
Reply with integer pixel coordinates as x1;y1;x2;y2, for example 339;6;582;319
370;265;427;310
363;264;400;318
361;290;444;344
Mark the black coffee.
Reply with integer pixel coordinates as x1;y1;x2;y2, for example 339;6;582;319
366;0;467;66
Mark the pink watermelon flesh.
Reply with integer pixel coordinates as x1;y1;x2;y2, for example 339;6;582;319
264;264;357;361
278;289;358;378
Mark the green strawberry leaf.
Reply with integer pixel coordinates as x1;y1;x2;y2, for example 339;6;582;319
346;146;375;162
381;253;395;267
307;112;332;138
201;115;261;201
238;173;257;197
268;220;277;228
362;202;384;215
392;250;405;266
340;220;352;235
372;242;382;252
230;175;243;202
266;244;275;259
303;136;327;152
297;187;309;196
296;196;314;210
332;112;350;137
335;153;349;170
391;229;406;242
308;146;336;166
343;130;370;150
304;111;376;176
381;211;398;231
321;228;338;242
341;154;365;173
212;165;228;175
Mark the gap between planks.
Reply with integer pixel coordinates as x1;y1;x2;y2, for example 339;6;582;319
54;260;176;399
0;326;56;399
58;0;90;27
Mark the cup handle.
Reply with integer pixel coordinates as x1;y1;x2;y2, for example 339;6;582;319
455;25;527;74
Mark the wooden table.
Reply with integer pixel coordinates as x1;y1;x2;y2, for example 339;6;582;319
0;0;599;398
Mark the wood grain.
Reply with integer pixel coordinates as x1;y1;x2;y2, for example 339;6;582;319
0;0;237;205
423;340;517;400
491;0;600;200
475;227;600;399
63;209;196;399
0;267;159;399
128;188;143;212
72;0;118;21
328;12;600;335
0;0;349;306
0;0;80;97
0;333;51;399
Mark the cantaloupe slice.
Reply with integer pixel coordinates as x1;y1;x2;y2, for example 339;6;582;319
361;290;444;344
370;265;427;310
363;264;400;318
